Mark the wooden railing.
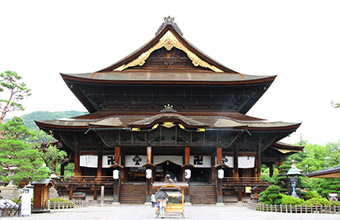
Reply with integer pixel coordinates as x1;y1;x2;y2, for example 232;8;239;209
221;177;270;187
222;177;261;183
248;201;340;214
53;176;115;185
49;200;89;209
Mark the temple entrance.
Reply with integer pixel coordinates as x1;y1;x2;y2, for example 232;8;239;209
154;161;181;182
190;168;210;182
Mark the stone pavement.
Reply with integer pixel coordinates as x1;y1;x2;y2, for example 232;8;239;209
3;204;340;220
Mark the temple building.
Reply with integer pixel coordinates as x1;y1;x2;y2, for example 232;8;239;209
36;17;303;204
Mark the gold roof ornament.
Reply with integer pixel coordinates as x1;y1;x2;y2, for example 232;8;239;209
114;30;223;72
160;104;177;113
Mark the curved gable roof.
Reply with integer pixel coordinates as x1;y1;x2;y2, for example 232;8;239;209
96;17;239;73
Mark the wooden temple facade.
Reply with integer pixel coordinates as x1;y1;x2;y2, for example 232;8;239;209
36;17;303;204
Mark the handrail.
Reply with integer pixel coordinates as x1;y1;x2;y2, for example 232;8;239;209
222;177;263;183
53;176;115;183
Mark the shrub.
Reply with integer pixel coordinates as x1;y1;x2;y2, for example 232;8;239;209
302;197;332;206
281;195;304;205
259;185;283;205
300;191;320;200
333;201;340;205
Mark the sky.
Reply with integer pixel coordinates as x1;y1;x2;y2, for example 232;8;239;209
1;0;340;146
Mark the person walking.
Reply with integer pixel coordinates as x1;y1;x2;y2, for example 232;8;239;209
158;198;167;218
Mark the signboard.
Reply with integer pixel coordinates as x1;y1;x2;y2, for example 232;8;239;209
190;155;211;168
125;155;147;167
21;191;31;216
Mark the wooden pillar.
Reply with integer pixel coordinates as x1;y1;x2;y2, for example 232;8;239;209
185;146;190;164
269;163;274;177
69;185;73;200
93;186;98;200
211;155;215;183
237;188;243;202
60;163;65;180
74;151;80;180
113;146;121;204
184;146;191;204
256;150;262;181
97;151;102;181
182;146;190;181
146;146;152;203
121;154;126;182
113;180;120;204
147;146;152;164
233;152;239;182
115;146;120;165
216;147;223;204
216;147;222;164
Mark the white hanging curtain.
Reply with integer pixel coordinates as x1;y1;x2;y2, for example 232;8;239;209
190;155;211;168
153;156;183;166
80;155;98;168
238;156;255;168
125;155;147;167
221;156;234;168
102;155;116;168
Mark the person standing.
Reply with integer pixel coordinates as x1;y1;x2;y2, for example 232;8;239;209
151;193;156;207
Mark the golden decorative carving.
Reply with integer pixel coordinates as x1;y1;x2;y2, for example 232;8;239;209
114;30;223;72
162;122;175;129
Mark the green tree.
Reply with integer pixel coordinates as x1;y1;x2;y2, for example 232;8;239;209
0;71;31;124
0;117;49;186
31;131;68;173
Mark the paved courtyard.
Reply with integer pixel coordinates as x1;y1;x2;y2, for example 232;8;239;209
3;204;340;220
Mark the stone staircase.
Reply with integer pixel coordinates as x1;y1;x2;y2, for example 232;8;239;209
189;184;217;204
119;184;146;204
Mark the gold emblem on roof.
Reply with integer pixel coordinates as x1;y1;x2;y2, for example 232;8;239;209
114;30;223;72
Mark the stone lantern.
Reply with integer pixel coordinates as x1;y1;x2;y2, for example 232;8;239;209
286;160;302;198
